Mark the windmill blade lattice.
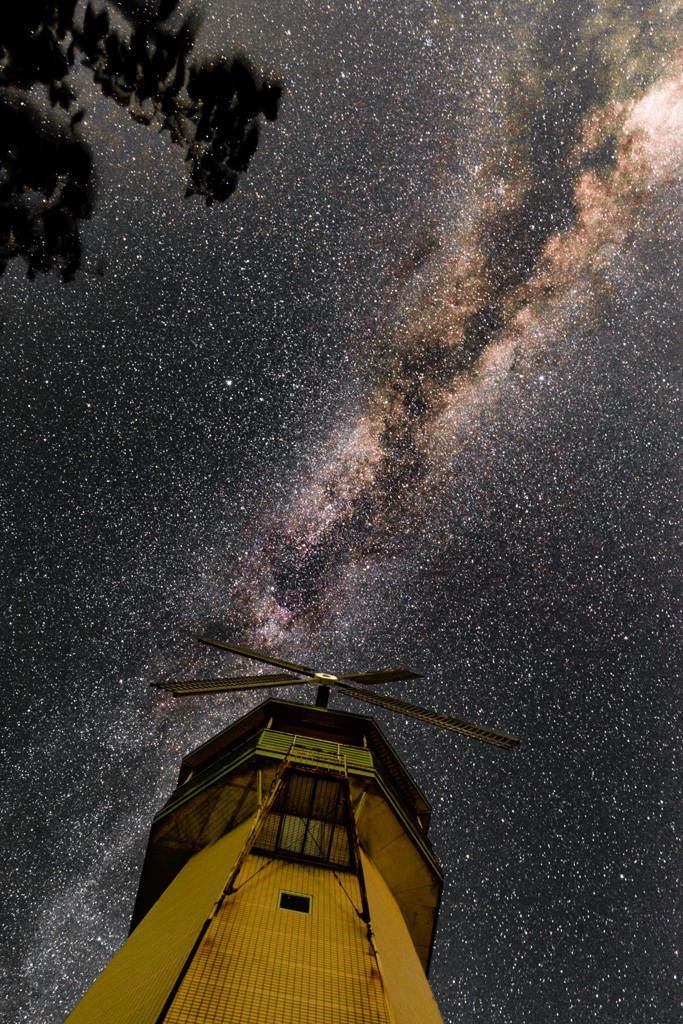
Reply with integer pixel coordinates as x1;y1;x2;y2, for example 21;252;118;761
155;674;314;697
336;683;519;750
198;637;317;677
336;668;423;685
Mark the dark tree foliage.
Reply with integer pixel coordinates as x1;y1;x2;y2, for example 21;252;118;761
0;0;282;279
0;98;92;280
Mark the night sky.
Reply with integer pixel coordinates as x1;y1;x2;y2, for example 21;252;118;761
2;1;682;1022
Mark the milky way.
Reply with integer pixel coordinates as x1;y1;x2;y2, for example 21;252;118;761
1;2;681;1023
207;3;683;651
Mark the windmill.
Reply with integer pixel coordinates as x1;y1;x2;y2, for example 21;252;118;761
66;637;519;1024
153;635;520;751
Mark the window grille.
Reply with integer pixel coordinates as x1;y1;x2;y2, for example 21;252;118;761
254;770;354;869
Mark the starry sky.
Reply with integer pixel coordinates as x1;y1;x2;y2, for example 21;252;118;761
2;1;682;1021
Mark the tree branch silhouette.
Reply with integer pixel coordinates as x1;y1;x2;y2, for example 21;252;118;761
0;1;282;279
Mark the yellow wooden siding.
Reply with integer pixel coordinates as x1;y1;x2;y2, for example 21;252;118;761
65;819;253;1024
355;785;441;969
164;854;394;1024
362;851;445;1024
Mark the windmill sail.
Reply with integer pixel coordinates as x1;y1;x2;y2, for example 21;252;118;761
337;668;423;685
155;674;312;697
336;682;519;750
199;637;317;677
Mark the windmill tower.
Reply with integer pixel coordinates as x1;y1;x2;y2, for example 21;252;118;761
66;638;518;1024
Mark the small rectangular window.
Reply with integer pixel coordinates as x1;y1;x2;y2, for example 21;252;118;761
279;891;311;914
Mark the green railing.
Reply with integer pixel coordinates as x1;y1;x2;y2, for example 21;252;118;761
257;729;375;774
